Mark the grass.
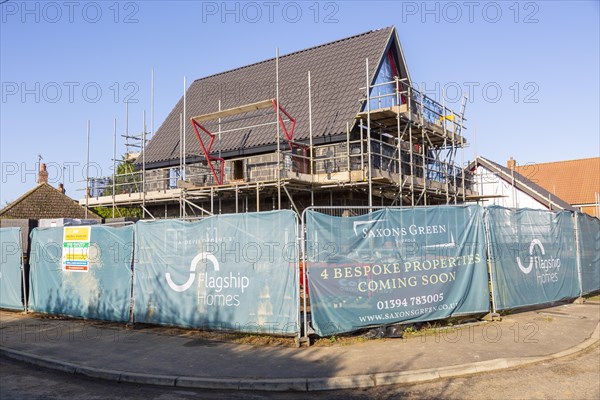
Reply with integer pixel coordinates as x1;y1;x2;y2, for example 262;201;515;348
401;322;458;338
18;310;488;348
312;334;371;347
232;334;296;347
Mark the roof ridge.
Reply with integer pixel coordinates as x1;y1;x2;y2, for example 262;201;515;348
0;184;45;216
515;157;600;167
191;27;395;84
0;183;101;219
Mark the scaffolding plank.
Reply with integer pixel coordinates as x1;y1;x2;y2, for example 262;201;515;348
355;104;408;120
192;99;275;122
80;188;190;207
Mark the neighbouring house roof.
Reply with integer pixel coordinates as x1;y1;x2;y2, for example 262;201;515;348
140;27;408;168
0;183;101;220
468;156;575;211
515;157;600;206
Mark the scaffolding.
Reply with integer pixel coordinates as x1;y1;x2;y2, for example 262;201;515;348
84;102;153;218
82;58;474;218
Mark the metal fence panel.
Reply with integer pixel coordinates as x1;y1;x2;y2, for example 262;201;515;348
0;227;24;310
577;212;600;295
28;225;134;321
486;206;579;310
305;205;489;336
133;210;299;335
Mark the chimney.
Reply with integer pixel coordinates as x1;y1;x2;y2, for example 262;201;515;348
38;163;49;184
57;183;65;194
507;157;516;170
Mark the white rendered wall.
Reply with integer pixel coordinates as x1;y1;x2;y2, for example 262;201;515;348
472;165;548;210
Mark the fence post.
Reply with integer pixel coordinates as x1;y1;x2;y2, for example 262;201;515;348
483;207;499;316
128;223;137;326
573;212;584;299
300;207;311;345
294;213;302;346
19;228;27;313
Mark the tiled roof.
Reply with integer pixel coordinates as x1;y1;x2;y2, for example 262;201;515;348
515;158;600;206
140;27;398;167
468;156;575;211
0;184;101;220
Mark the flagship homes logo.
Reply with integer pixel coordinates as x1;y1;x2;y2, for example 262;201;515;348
516;239;561;284
165;252;250;307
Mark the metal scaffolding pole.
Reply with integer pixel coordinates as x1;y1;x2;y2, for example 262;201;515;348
457;94;467;202
142;110;147;215
235;186;239;213
419;84;425;205
183;76;187;180
183;77;188;217
179;113;183;218
346;122;350;180
359;121;364;179
85;120;90;219
276;48;281;210
112;117;117;218
408;92;414;206
283;185;300;215
442;90;449;205
256;184;260;211
396;77;402;205
308;71;314;206
453;138;458;205
422;135;427;205
125;102;128;153
218;99;222;183
151;68;155;137
451;104;458;205
461;137;466;202
436;88;448;204
183;198;212;216
365;58;372;208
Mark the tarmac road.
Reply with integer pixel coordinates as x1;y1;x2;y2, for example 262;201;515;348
1;343;598;400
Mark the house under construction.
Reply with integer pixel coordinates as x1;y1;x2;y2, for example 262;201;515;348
82;27;474;218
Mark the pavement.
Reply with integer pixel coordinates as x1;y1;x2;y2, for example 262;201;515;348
1;302;599;392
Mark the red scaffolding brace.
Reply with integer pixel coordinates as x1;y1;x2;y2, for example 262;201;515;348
190;99;297;185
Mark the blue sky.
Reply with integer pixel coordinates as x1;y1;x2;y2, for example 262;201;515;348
1;0;599;204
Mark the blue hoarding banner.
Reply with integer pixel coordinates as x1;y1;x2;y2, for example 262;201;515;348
305;205;490;337
28;225;134;322
0;227;23;310
486;206;580;310
133;210;299;335
577;213;600;295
